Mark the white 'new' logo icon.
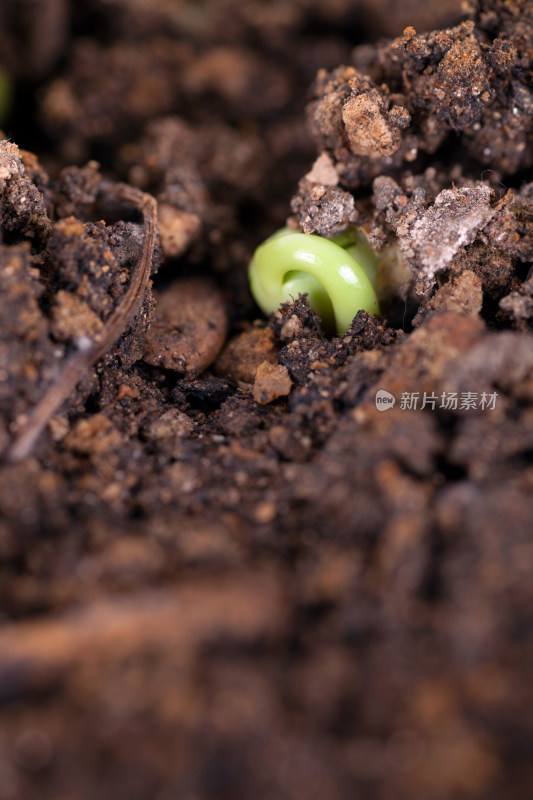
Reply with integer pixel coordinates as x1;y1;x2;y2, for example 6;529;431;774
375;389;395;411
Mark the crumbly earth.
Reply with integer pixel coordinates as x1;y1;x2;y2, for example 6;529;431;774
1;1;533;799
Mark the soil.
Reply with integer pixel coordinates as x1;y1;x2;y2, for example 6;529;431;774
1;1;533;799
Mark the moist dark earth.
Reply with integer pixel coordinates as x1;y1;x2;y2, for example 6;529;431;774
1;1;533;798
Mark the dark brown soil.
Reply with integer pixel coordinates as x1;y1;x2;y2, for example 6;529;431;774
1;1;533;799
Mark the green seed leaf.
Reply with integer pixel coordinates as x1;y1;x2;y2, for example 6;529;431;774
248;227;380;335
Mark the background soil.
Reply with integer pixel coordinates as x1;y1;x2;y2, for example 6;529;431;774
1;1;533;799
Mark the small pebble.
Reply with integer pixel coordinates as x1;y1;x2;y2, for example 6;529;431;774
215;326;278;383
304;151;339;186
143;278;228;377
253;361;292;404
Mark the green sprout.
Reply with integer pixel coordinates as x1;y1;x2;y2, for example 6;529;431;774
0;67;12;128
248;227;380;334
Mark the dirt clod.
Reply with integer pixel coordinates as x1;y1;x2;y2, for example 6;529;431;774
157;202;201;259
143;278;228;376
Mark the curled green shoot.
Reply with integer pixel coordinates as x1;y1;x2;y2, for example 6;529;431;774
248;227;380;335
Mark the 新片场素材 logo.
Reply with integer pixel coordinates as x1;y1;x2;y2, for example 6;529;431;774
375;389;396;410
372;388;499;412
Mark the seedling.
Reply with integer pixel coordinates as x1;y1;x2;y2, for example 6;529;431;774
248;227;380;334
